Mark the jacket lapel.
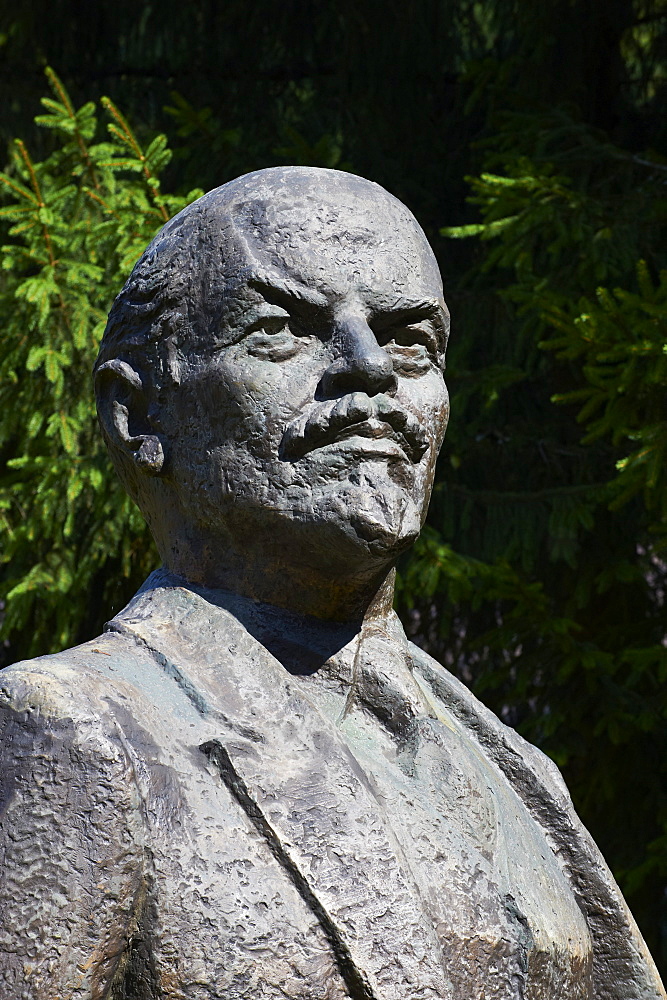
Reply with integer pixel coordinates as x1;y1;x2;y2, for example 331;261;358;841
410;645;666;1000
110;576;452;1000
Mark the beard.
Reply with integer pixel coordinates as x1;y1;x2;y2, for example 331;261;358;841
177;439;429;573
299;450;423;555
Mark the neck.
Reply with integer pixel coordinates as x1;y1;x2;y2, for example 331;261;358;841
162;534;398;622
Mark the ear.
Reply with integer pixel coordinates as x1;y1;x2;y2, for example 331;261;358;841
94;359;165;475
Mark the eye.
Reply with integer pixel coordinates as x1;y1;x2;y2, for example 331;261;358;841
377;322;439;376
243;314;306;361
249;316;290;337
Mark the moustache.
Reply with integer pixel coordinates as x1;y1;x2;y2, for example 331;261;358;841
280;392;429;464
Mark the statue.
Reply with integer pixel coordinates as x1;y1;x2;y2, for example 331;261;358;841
0;167;664;1000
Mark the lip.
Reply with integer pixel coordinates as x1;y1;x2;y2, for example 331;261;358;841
321;426;411;461
290;418;416;463
334;420;410;457
281;393;429;464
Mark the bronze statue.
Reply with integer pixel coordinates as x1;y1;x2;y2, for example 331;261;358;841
1;167;664;999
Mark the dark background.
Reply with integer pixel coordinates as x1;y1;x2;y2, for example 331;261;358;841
2;0;666;975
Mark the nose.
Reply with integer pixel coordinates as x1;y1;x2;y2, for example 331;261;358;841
319;315;396;397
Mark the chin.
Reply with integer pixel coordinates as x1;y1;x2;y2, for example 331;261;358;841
309;473;424;560
181;454;428;571
353;519;420;559
282;454;428;559
349;495;421;553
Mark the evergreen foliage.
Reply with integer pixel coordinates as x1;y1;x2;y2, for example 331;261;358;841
2;0;667;972
0;68;201;660
401;113;667;961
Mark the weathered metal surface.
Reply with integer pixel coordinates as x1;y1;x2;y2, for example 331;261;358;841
1;167;663;998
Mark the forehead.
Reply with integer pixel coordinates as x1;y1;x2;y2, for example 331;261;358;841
229;195;441;307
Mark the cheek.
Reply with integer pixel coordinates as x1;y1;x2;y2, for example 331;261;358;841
433;382;450;445
398;374;448;506
175;349;325;452
399;372;449;446
220;358;323;444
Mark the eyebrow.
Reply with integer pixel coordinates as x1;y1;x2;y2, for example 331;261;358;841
238;275;449;354
375;298;449;352
378;297;444;319
247;274;329;310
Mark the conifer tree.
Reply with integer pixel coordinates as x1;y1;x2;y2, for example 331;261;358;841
398;112;667;963
0;69;202;662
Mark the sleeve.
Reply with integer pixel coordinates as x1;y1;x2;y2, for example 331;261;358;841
0;666;147;999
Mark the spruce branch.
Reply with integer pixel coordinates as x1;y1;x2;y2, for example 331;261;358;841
14;139;58;272
14;140;44;207
0;172;39;205
101;96;169;221
0;71;200;661
44;66;100;190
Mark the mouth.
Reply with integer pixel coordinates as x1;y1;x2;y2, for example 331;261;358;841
330;419;411;460
280;392;429;464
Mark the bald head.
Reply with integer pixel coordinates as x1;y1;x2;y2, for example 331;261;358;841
96;167;445;375
223;167;443;297
94;167;450;607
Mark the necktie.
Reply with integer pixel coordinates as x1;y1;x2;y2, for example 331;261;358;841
331;619;437;738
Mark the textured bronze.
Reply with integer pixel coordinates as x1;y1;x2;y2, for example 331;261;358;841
1;167;663;999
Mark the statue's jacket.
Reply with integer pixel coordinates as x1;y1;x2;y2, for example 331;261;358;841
0;571;664;1000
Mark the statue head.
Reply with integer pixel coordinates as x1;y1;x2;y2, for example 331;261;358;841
95;166;450;616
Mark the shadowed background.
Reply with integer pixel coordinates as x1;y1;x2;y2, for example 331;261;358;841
1;0;666;973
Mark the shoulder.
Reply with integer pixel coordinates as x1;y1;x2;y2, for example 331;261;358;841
0;638;151;882
410;642;667;999
0;642;151;996
409;641;571;804
0;625;200;815
0;627;157;742
0;622;196;842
